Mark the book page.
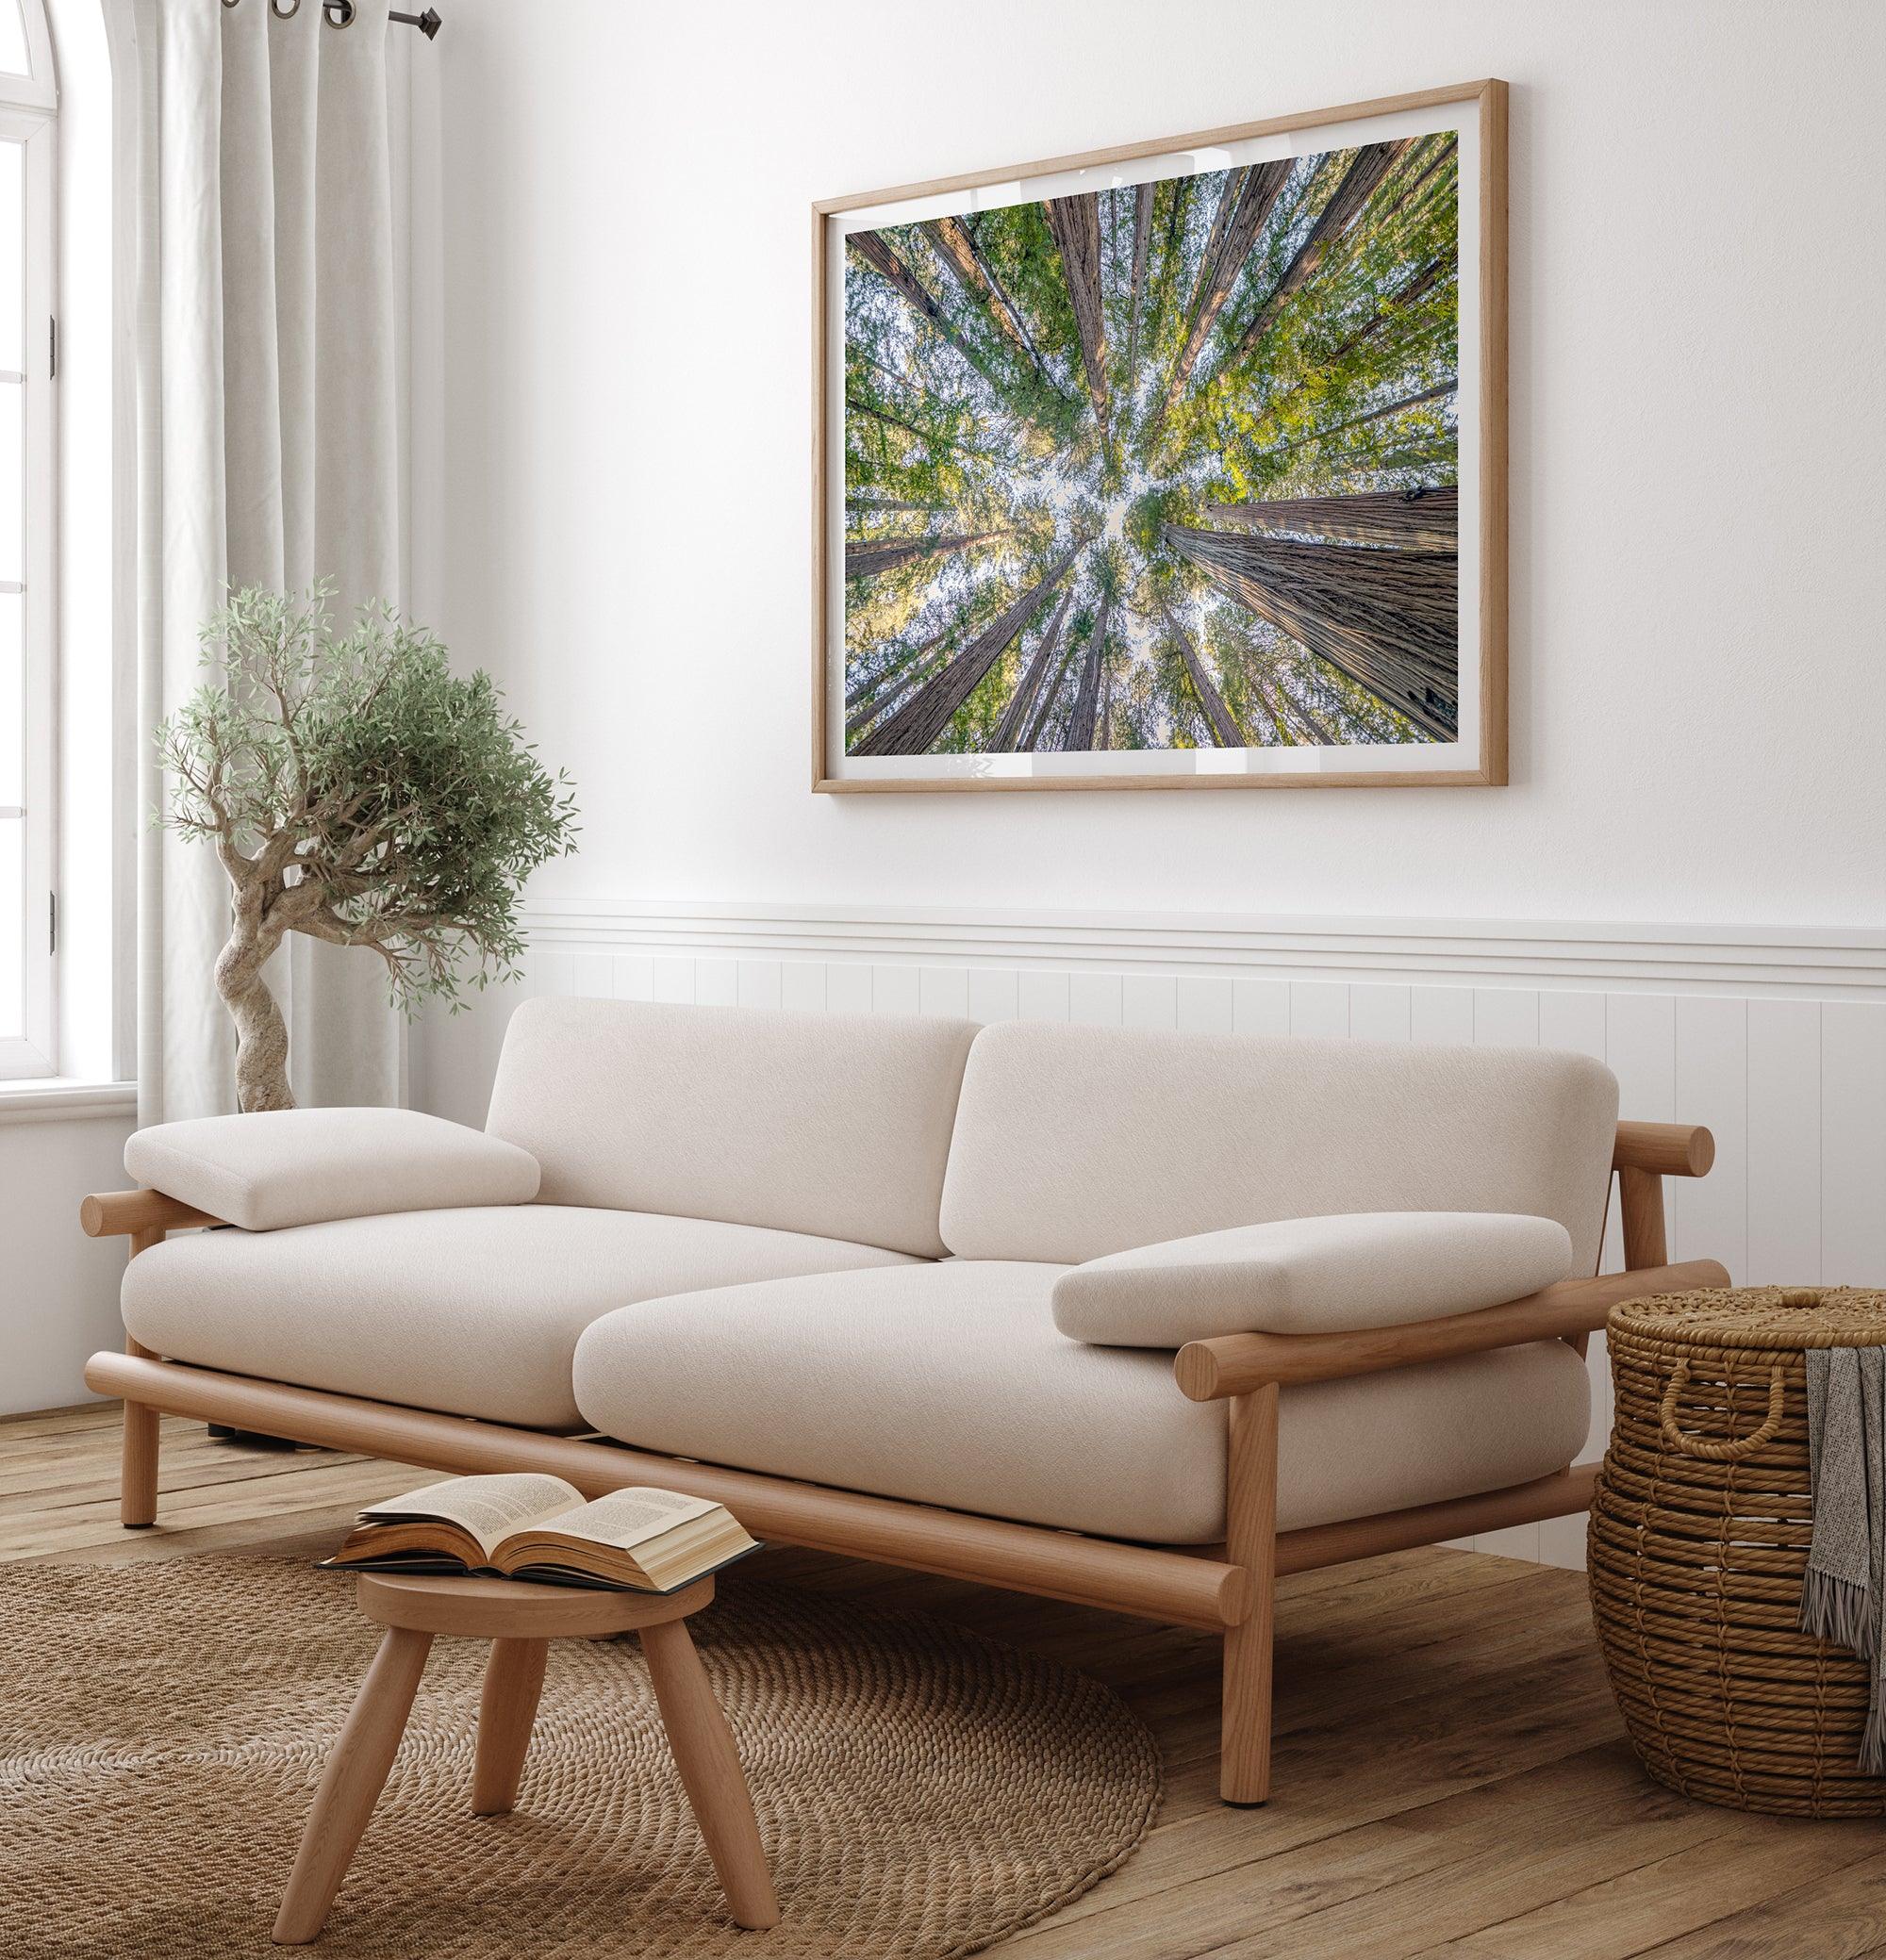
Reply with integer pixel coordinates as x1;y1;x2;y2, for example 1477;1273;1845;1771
539;1488;721;1553
360;1474;583;1557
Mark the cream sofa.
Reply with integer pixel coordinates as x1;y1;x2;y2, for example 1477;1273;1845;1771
83;998;1723;1804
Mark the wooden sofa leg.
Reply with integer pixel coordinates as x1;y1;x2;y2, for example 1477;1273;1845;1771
120;1227;163;1529
121;1338;159;1528
1220;1382;1279;1806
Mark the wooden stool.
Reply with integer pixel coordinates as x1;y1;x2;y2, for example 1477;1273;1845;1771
273;1573;779;1944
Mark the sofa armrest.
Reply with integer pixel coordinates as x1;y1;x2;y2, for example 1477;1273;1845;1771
1172;1258;1731;1400
117;1107;540;1233
80;1189;224;1238
1051;1211;1575;1351
1613;1122;1714;1177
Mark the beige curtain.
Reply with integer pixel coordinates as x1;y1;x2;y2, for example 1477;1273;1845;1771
126;0;405;1122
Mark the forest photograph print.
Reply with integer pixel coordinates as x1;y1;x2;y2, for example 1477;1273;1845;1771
820;86;1503;789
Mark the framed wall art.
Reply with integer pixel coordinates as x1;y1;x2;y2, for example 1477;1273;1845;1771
813;78;1505;792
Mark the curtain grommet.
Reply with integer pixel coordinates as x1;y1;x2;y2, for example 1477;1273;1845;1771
222;0;240;11
323;0;355;25
270;0;300;17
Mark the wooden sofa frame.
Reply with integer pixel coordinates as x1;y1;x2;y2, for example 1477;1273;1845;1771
81;1117;1722;1806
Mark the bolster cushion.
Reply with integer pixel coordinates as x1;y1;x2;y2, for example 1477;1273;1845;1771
123;1107;541;1232
1051;1210;1574;1349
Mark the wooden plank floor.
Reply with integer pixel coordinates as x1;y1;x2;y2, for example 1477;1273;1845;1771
4;1406;1878;1959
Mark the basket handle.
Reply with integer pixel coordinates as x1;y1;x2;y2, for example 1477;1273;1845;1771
1658;1356;1787;1461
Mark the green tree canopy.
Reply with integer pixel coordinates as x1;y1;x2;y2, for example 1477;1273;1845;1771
843;131;1462;756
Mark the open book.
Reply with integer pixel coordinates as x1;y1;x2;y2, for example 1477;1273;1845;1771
319;1474;758;1594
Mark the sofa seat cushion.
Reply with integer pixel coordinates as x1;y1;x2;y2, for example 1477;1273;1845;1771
122;1207;918;1430
570;1262;1594;1544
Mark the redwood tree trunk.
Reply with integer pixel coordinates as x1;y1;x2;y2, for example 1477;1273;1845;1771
1325;255;1447;364
855;547;1080;756
1044;196;1109;431
1209;486;1458;551
850;231;978;367
845;531;1003;582
1020;637;1074;751
1065;595;1114;750
1379;135;1457;228
925;216;1066;404
1125;183;1152;373
846;616;954;709
1153;161;1291;428
1272;667;1338;746
991;589;1073;751
1231;140;1409;364
1166;522;1458;739
1252;380;1455;468
215;923;294;1112
846;638;953;747
1160;599;1244;746
962;217;1054;371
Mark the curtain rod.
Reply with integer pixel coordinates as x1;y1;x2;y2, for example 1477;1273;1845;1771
319;1;443;37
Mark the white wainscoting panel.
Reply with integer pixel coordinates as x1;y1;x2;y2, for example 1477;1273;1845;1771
422;905;1886;1574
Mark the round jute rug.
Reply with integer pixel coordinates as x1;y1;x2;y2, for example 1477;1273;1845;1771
0;1557;1160;1959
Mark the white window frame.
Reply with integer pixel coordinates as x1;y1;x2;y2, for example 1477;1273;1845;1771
0;0;57;1079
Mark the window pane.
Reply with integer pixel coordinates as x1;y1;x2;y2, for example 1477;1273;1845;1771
0;139;19;374
0;815;20;1039
0;2;26;80
0;587;19;809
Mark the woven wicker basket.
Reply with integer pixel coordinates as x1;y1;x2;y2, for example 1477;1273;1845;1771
1590;1284;1886;1817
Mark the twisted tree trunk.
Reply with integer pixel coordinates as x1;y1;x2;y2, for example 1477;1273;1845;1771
215;917;294;1112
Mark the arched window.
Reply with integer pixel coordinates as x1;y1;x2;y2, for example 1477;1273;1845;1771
0;0;55;1078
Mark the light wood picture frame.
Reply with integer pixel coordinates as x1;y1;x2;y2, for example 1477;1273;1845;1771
813;78;1507;794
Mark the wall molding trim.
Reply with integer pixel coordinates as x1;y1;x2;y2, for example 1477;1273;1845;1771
0;1080;138;1128
524;899;1886;999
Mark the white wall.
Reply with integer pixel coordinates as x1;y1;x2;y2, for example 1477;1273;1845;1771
410;0;1885;933
2;1102;135;1413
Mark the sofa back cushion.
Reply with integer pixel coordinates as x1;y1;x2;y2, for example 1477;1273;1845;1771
939;1020;1618;1272
485;998;978;1257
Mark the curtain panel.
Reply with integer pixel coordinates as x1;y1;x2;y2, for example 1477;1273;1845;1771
124;0;405;1121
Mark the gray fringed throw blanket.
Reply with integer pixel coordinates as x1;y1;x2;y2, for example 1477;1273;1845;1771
1801;1346;1886;1772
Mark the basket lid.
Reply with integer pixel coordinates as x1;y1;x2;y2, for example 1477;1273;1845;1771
1611;1285;1886;1351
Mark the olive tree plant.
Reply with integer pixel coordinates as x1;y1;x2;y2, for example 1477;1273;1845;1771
157;585;578;1112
